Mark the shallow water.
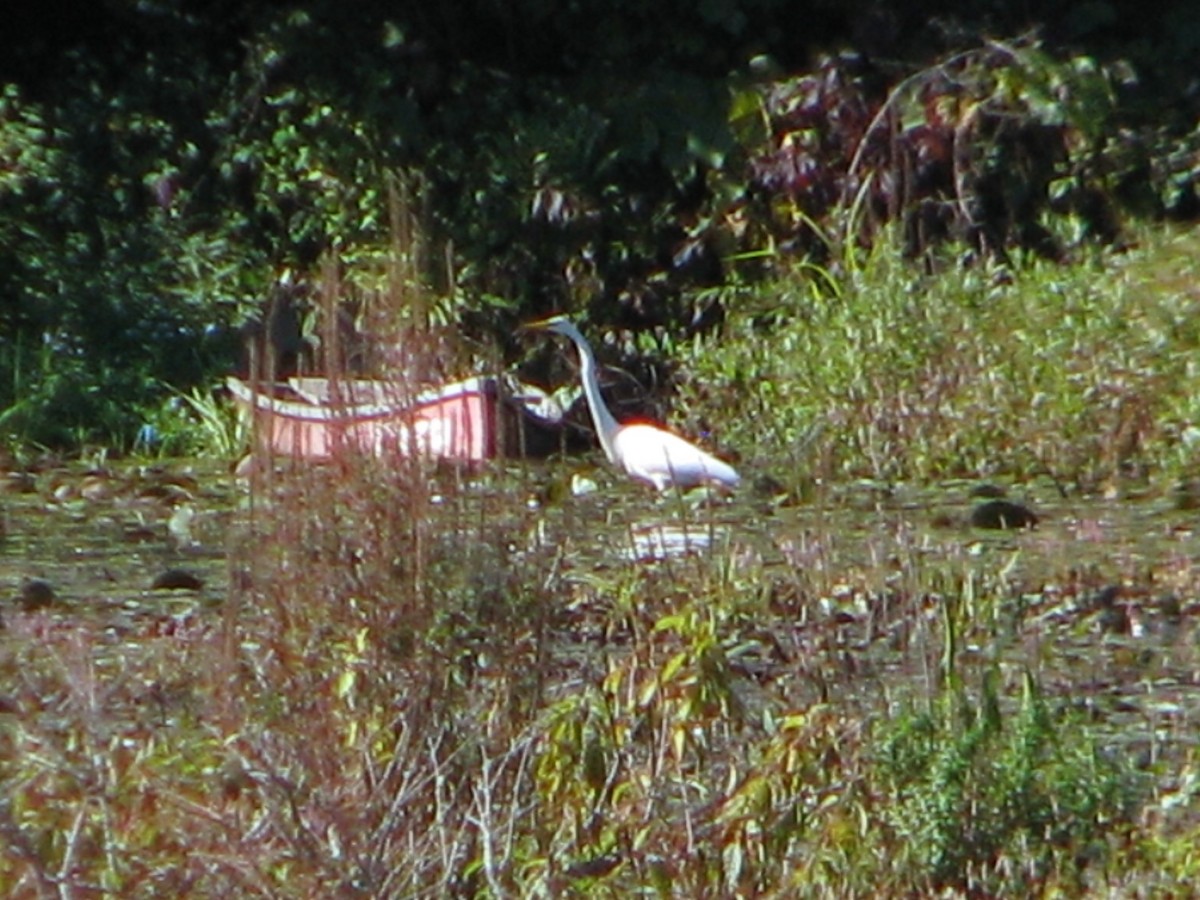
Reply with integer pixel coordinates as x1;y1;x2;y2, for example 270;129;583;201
3;457;1198;767
0;462;234;626
527;466;1200;774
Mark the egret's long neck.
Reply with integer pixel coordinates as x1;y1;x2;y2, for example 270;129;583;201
569;333;621;463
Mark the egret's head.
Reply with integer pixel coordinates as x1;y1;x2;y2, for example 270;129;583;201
523;314;578;339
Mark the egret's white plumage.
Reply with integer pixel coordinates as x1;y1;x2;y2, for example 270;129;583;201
528;315;740;491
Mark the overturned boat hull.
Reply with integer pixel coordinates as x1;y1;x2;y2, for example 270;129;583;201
227;376;578;462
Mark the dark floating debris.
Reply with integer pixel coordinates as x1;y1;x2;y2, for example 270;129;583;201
150;569;205;591
2;471;38;494
1172;478;1200;511
16;578;57;611
751;473;788;498
970;499;1039;530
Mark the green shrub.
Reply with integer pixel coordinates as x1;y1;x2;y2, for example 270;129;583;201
878;675;1136;894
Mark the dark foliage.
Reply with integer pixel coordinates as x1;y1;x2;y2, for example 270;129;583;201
1;0;1198;448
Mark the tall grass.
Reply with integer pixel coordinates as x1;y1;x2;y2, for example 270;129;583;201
678;226;1200;492
5;443;1194;896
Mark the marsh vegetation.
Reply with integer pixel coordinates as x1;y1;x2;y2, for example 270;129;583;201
3;226;1199;896
4;6;1200;891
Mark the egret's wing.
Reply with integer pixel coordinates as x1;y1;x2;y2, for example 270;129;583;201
615;424;740;489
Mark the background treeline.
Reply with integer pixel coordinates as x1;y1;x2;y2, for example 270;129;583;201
2;0;1198;448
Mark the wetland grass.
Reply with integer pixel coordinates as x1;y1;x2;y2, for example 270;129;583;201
3;452;1195;896
680;224;1200;495
2;228;1200;895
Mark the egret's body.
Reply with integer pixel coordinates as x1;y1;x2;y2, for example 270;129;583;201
528;316;740;491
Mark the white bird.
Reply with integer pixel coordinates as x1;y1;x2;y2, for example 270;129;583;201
527;315;740;491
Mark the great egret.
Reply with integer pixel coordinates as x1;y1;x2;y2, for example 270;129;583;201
527;315;740;491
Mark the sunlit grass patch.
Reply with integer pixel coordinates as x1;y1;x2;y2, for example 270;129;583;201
679;227;1200;492
138;385;249;458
